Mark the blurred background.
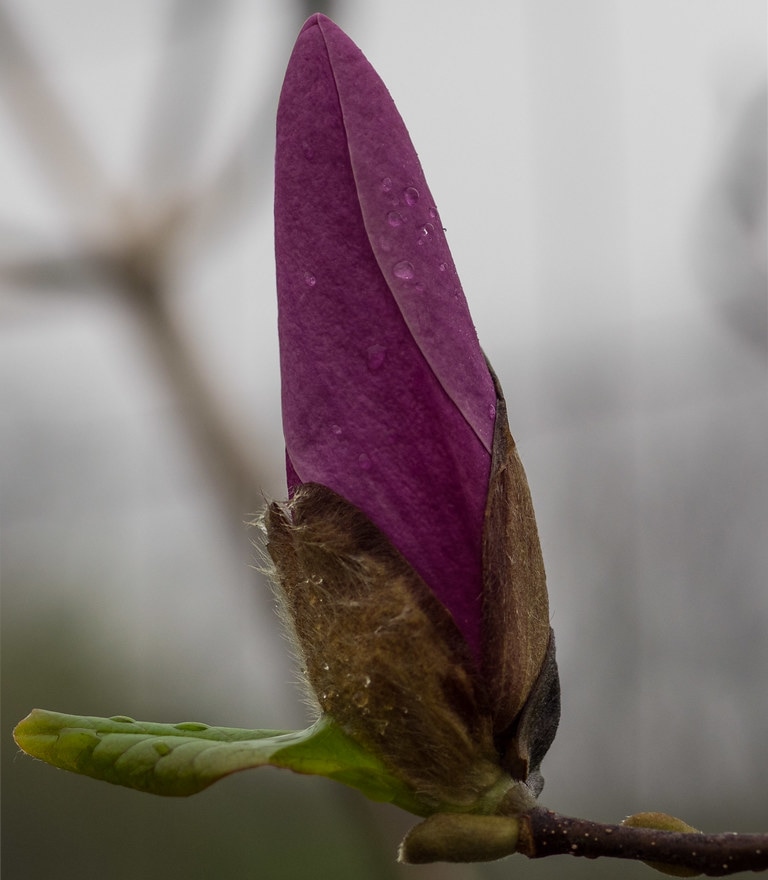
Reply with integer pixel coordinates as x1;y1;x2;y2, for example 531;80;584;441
2;0;765;878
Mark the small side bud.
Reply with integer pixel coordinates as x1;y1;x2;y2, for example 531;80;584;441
622;812;703;877
399;813;520;864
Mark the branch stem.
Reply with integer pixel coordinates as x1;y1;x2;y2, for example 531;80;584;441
519;808;768;876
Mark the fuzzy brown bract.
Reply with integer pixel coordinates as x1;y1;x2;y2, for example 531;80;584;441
264;483;508;812
263;371;561;812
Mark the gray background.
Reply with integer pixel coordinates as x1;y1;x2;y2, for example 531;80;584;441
2;1;766;877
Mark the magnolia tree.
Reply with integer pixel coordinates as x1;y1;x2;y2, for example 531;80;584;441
14;15;767;876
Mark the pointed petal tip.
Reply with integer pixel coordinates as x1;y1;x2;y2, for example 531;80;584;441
300;13;335;35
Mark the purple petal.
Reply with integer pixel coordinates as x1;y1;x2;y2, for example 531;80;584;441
275;14;496;660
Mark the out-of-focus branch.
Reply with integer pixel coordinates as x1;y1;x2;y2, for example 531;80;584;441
0;4;108;235
102;206;271;517
0;2;274;521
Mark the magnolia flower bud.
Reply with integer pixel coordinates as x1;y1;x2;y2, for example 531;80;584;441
270;13;560;818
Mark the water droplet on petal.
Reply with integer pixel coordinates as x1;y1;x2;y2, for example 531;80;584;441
403;186;419;206
380;176;392;193
331;424;343;435
393;260;415;280
414;282;425;292
488;403;497;420
358;453;371;470
416;222;435;245
386;211;403;227
366;344;387;370
438;262;448;272
429;206;438;219
303;272;316;287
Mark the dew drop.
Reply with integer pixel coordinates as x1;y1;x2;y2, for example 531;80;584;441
438;262;448;272
366;344;386;370
415;282;425;292
393;260;415;280
331;424;343;436
403;186;419;206
303;272;316;287
380;176;392;193
358;453;371;470
386;211;403;227
153;741;172;756
428;206;438;219
417;222;435;243
489;403;497;420
109;715;135;724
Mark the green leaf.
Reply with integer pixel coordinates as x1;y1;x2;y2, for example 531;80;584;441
13;709;427;813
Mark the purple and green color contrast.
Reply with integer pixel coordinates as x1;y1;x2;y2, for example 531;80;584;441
14;12;559;836
271;13;559;805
